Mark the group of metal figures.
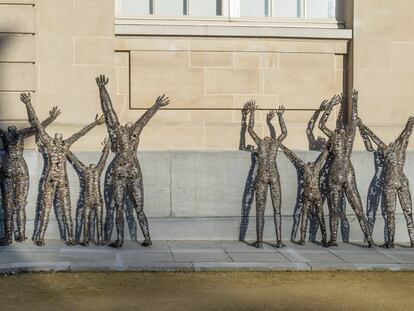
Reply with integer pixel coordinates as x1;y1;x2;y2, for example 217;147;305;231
239;90;414;249
0;75;168;248
0;76;413;249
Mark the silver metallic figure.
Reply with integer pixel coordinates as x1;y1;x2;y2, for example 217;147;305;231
96;75;169;248
20;93;104;246
0;107;60;245
280;144;329;246
358;124;387;240
67;139;110;246
358;117;414;248
246;102;287;248
318;90;374;247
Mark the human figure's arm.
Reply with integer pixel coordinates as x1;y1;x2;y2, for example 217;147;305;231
357;118;386;150
315;144;329;170
318;96;339;138
64;114;105;147
131;94;169;136
280;144;304;168
20;93;52;145
66;151;86;172
358;123;375;152
306;103;325;148
96;75;120;138
19;106;61;138
345;90;359;156
97;138;110;172
276;105;287;143
396;116;414;153
247;102;261;145
267;110;276;139
239;101;255;151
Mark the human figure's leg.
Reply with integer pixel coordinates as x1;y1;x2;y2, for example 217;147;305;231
270;178;284;248
383;188;397;248
58;180;74;245
36;181;55;246
328;185;342;246
298;199;310;245
128;177;151;246
109;179;125;248
254;181;267;248
398;184;414;247
82;205;91;246
96;201;104;245
0;177;14;245
345;178;374;246
14;177;29;242
315;199;328;246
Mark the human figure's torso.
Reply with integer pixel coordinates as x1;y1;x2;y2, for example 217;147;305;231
1;133;28;178
256;138;279;182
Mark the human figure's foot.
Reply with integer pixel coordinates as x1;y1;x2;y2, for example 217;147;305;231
252;241;263;249
275;241;286;248
141;239;152;247
109;240;123;248
328;239;338;247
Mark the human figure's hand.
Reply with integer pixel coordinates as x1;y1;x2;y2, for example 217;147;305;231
155;94;170;107
95;114;105;125
276;105;285;116
20;93;31;105
49;106;61;120
267;110;275;122
96;74;109;87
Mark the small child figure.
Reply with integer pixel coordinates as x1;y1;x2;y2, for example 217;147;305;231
280;144;329;246
67;139;110;246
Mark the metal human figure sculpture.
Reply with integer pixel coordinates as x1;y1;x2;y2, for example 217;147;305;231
318;90;374;247
358;124;387;240
20;93;104;246
238;101;258;241
247;102;287;248
96;75;169;248
280;144;329;246
358;117;414;248
67;139;110;246
0;107;61;246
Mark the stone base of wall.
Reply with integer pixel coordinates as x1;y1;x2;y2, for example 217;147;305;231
1;150;413;243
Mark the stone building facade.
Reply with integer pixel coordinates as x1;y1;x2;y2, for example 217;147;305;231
0;0;413;241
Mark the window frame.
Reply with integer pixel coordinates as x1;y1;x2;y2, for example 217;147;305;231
115;0;344;25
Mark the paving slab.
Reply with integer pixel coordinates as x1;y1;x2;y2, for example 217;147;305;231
296;251;345;263
171;249;232;262
335;252;399;264
221;241;278;252
119;252;174;262
193;262;311;271
227;252;290;263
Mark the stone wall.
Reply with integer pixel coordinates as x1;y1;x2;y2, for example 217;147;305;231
15;150;414;243
353;0;414;150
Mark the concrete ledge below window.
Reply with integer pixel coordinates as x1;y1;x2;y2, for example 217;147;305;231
115;21;352;40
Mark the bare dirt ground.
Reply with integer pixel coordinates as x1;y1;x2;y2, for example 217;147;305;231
0;271;413;311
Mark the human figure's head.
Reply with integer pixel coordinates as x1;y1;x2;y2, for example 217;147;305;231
7;126;17;135
54;133;63;144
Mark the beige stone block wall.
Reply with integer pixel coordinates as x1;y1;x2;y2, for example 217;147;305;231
353;0;414;150
31;0;115;151
0;2;34;130
115;36;346;150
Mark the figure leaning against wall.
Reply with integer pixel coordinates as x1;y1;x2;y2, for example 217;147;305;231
96;75;170;248
246;102;287;248
0;106;61;246
280;143;329;246
358;117;414;248
67;138;110;246
318;90;374;247
20;93;104;247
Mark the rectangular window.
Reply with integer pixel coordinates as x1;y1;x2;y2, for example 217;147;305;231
116;0;341;20
119;0;150;15
190;0;221;16
154;0;185;15
240;0;268;17
273;0;300;18
306;0;336;19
